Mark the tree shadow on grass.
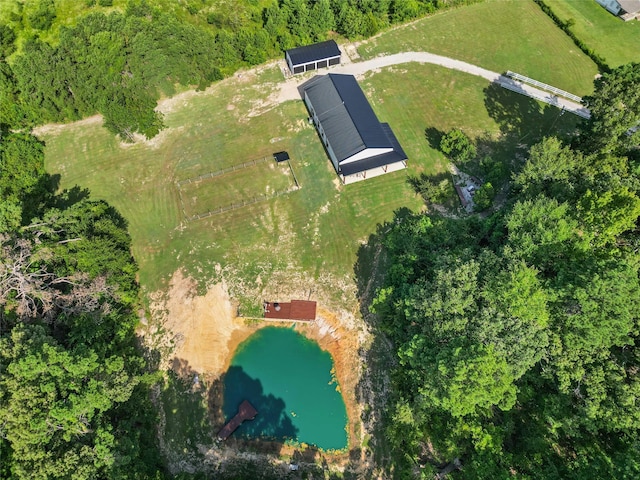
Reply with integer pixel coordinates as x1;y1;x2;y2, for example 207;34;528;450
483;82;581;146
159;360;214;453
479;83;582;182
425;126;446;151
350;208;415;478
51;184;92;210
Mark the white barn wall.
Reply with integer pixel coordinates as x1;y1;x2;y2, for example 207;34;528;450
340;147;394;164
342;160;408;185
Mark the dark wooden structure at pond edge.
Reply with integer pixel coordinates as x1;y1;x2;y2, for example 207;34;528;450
263;300;317;321
217;400;258;441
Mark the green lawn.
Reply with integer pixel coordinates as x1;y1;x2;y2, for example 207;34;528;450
42;0;587;310
545;0;640;68
358;0;599;96
178;160;296;218
42;60;579;310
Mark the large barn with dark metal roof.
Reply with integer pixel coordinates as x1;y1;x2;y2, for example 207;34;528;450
285;40;341;75
302;73;408;184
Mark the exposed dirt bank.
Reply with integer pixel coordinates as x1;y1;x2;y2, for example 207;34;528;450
141;270;367;464
144;270;247;378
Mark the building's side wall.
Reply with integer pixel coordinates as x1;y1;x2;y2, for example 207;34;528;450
289;55;341;75
285;52;293;74
304;91;340;172
342;160;408;185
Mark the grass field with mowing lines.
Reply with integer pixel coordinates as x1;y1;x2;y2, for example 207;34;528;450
42;6;585;309
178;159;296;219
544;0;640;68
359;0;598;96
43;62;579;311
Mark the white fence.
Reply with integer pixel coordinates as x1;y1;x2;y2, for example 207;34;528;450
505;71;583;103
499;78;591;119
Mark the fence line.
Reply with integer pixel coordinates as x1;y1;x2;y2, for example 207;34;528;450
499;81;591;119
184;185;301;222
176;155;271;187
175;154;302;222
176;185;188;219
505;71;583;103
286;159;300;188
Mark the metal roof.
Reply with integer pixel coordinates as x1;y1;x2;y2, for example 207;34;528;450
286;40;341;66
273;151;290;162
303;74;392;162
303;75;407;174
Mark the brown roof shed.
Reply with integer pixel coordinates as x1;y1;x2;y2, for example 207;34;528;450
263;300;317;321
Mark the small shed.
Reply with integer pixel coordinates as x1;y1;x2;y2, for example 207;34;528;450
273;151;290;162
263;300;317;321
285;40;341;75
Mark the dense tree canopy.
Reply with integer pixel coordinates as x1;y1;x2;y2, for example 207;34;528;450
580;62;640;156
0;0;455;139
372;62;640;478
0;131;163;479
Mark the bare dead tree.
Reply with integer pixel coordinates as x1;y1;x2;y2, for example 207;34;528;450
0;234;117;321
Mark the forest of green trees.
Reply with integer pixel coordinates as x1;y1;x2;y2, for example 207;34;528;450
374;63;640;478
0;0;450;140
1;0;639;478
0;128;164;478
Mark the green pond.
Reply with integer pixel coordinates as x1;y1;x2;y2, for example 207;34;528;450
223;326;348;450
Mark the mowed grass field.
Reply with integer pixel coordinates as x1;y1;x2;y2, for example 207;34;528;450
41;3;587;309
545;0;640;68
359;0;598;96
178;159;297;219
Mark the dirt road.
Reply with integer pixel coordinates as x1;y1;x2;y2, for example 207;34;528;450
275;51;590;118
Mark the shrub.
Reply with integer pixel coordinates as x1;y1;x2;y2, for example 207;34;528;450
440;128;477;164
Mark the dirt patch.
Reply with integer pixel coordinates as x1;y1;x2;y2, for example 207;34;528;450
32;114;103;137
145;270;254;379
143;269;375;475
118;126;184;150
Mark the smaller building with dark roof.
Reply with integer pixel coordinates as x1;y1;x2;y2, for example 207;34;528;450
285;40;341;75
302;73;408;184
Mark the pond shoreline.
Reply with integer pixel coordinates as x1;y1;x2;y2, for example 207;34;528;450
214;308;364;457
144;272;368;472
